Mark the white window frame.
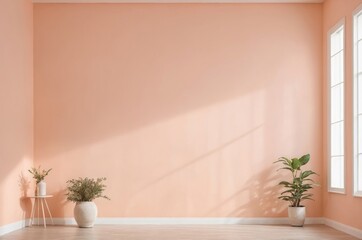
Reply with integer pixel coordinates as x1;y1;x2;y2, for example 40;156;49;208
328;18;346;194
353;5;362;197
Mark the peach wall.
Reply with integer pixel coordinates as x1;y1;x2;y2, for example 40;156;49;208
34;3;323;218
322;0;362;230
0;0;33;227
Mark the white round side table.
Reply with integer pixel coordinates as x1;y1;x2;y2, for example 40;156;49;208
29;195;54;228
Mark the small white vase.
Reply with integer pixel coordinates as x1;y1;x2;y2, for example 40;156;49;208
74;202;97;228
288;206;306;227
37;181;46;196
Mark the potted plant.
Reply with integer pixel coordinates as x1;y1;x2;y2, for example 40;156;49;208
66;177;109;228
28;166;52;196
274;154;317;227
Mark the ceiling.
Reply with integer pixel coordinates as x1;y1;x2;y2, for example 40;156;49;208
33;0;324;3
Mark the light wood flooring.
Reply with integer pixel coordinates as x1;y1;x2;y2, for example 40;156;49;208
0;225;358;240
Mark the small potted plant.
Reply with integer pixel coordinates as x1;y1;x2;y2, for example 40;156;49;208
274;154;317;227
66;177;109;228
28;166;52;196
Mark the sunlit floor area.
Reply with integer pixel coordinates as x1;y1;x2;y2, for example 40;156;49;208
0;225;357;240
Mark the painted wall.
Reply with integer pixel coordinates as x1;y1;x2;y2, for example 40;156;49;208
0;0;33;227
34;3;323;218
322;0;362;230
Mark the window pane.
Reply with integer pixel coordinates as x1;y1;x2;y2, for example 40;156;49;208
359;116;362;154
331;84;344;123
358;14;362;40
331;122;344;156
331;156;344;189
358;41;362;73
358;75;362;114
331;52;343;86
331;28;343;56
330;23;344;192
358;154;362;192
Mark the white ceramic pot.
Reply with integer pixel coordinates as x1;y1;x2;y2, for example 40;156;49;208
37;181;46;196
74;202;97;228
288;206;306;227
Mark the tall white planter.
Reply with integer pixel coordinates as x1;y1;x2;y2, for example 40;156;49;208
74;202;97;228
288;206;306;227
37;181;46;196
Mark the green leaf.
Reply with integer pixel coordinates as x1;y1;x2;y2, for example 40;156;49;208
273;159;284;164
300;170;316;179
281;157;292;165
291;158;301;170
274;157;292;166
278;181;292;186
280;189;294;195
277;167;293;172
299;154;310;166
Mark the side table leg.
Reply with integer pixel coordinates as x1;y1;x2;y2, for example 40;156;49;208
44;199;54;225
37;198;40;226
29;198;36;226
40;198;46;228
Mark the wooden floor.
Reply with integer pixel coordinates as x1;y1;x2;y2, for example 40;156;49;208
0;225;358;240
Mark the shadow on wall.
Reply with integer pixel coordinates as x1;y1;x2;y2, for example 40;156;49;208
47;188;68;221
135;125;262;195
18;172;32;221
0;156;32;225
205;167;284;217
227;167;284;217
119;124;264;216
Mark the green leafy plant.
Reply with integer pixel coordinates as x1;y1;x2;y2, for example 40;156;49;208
28;166;52;184
274;154;317;207
66;177;110;202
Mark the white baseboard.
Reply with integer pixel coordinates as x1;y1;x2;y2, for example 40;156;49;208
43;217;324;225
0;219;29;236
324;218;362;239
32;217;76;226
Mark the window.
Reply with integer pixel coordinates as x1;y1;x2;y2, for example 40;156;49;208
328;20;345;193
354;6;362;196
